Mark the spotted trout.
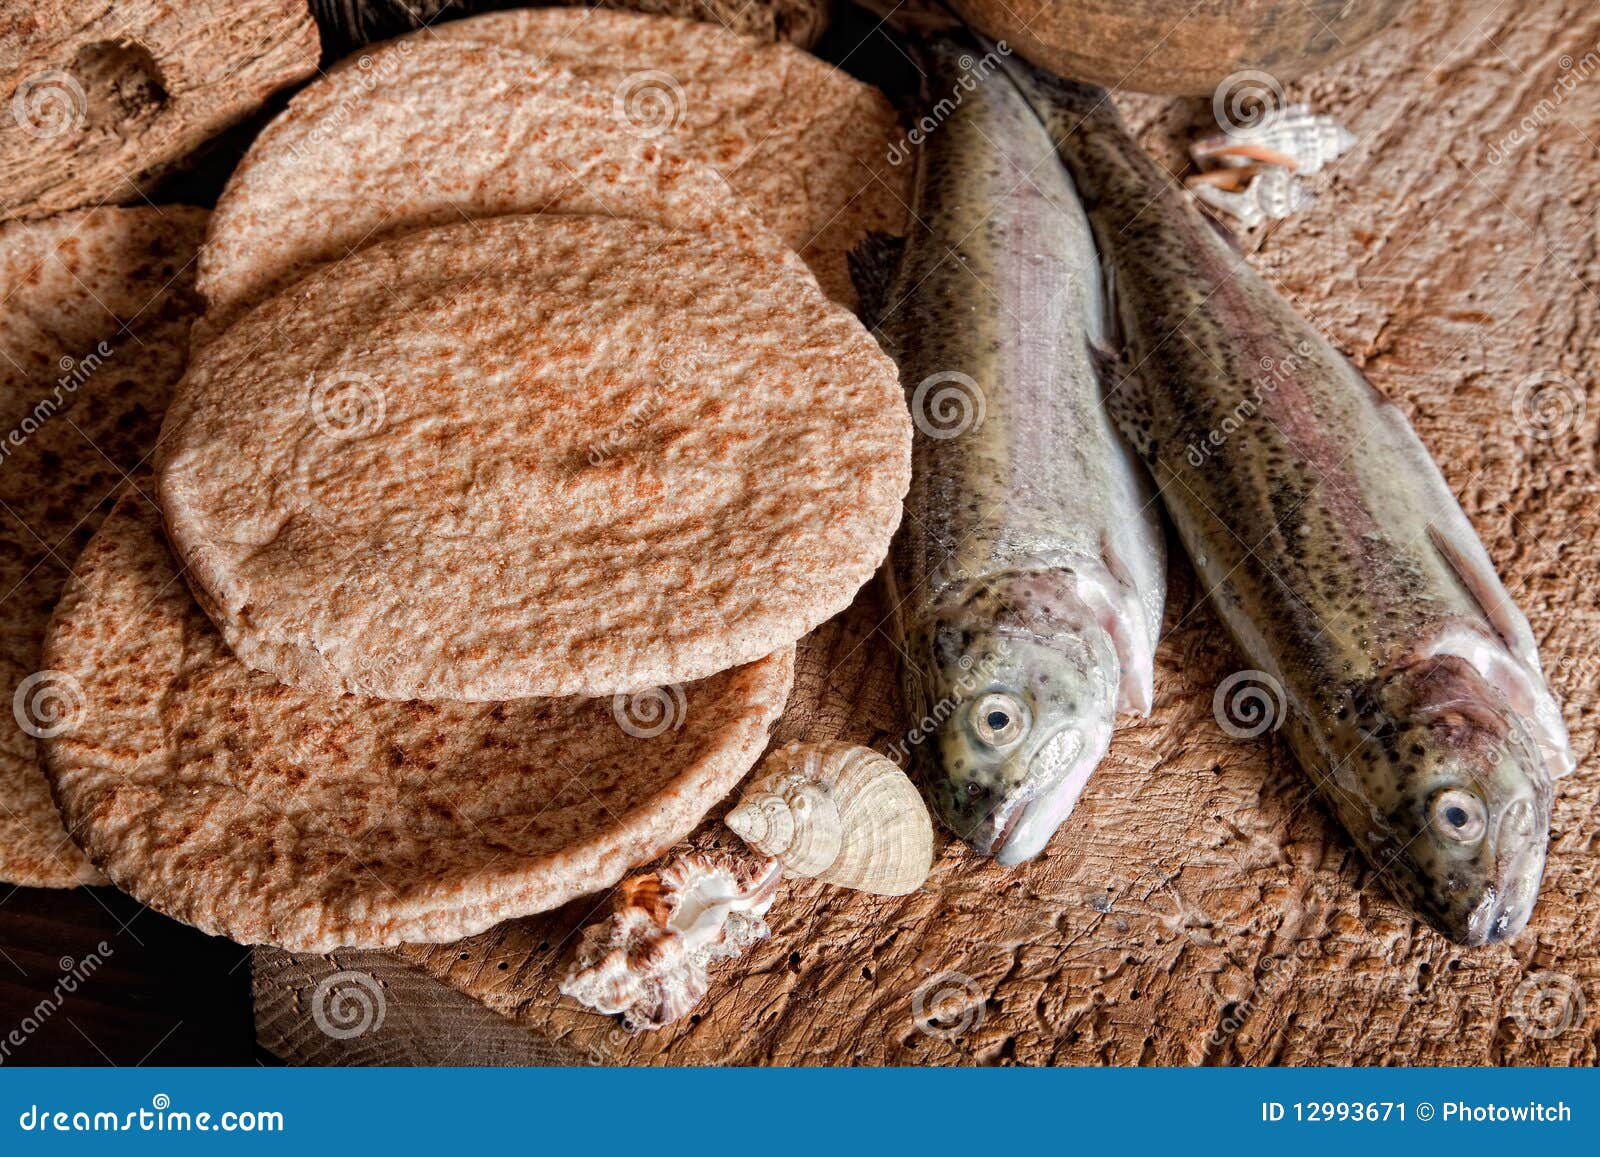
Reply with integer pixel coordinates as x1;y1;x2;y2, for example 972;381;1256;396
1007;62;1574;943
855;37;1166;865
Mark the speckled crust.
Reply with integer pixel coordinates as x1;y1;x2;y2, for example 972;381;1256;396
195;40;803;337
873;40;1164;863
0;206;206;888
432;6;909;308
161;213;910;701
40;494;795;950
0;0;318;221
1012;63;1571;944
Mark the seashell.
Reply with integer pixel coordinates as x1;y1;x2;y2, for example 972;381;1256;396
1188;165;1312;231
559;852;780;1032
1192;104;1356;176
725;741;932;896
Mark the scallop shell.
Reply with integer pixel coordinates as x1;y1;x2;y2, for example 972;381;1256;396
559;852;780;1032
1188;165;1312;230
725;741;932;896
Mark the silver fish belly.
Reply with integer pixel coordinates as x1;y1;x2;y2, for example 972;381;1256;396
1011;63;1574;943
865;38;1165;865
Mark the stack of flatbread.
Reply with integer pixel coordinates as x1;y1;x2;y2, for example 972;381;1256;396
5;9;912;952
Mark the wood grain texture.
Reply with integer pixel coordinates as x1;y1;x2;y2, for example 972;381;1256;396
258;0;1599;1066
0;0;319;220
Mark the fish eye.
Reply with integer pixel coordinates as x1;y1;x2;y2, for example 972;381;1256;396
970;692;1029;748
1428;788;1488;845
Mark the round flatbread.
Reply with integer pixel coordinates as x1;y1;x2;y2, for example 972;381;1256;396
196;39;801;338
0;206;206;888
433;7;911;308
160;213;910;701
41;493;795;951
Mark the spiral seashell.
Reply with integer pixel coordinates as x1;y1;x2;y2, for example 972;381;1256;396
560;852;779;1032
1192;105;1356;176
725;741;932;896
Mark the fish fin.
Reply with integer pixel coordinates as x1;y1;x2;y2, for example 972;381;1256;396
1425;525;1537;668
848;230;907;333
1425;526;1573;778
1088;340;1156;461
1098;532;1158;715
1197;204;1245;254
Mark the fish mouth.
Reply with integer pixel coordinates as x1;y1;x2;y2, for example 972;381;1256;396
989;726;1094;867
1462;811;1546;946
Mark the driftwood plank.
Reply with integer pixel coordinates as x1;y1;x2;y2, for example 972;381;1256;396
258;0;1600;1066
0;0;320;220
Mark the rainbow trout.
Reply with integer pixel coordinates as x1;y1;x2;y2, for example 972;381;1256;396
1008;62;1573;943
856;38;1165;865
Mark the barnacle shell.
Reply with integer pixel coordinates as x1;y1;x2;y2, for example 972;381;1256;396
725;741;932;896
1192;104;1356;175
559;852;780;1031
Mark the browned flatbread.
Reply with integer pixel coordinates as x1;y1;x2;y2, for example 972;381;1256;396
160;213;909;701
0;0;318;221
0;205;205;887
433;6;911;307
41;493;795;950
196;39;803;338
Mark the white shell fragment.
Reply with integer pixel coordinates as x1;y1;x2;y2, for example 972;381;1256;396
1189;165;1315;230
725;741;933;896
560;853;780;1032
1191;104;1356;175
1188;103;1351;229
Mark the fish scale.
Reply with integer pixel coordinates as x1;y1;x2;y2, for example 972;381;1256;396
1008;59;1572;944
857;36;1165;865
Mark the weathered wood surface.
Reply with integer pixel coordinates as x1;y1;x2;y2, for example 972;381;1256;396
254;0;1600;1066
0;0;319;220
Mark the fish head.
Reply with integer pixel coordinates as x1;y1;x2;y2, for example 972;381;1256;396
1356;654;1553;946
908;570;1120;866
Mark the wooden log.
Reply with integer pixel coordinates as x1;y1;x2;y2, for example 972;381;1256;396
253;0;1600;1067
0;0;320;221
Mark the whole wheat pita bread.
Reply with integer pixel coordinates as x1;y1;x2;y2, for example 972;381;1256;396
432;6;911;307
0;206;205;888
41;492;795;950
160;213;909;701
195;40;804;338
